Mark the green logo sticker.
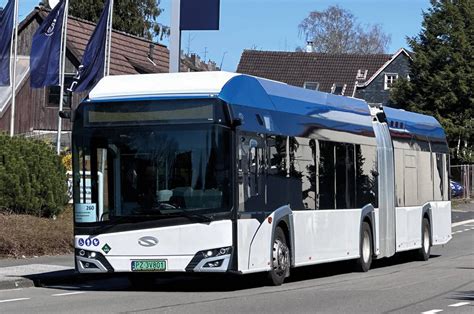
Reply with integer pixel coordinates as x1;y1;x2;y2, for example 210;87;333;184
102;243;111;254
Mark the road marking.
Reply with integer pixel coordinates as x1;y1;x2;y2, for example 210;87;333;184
448;301;470;307
51;291;85;297
421;310;443;314
452;219;474;228
0;288;23;292
0;298;30;304
464;228;470;232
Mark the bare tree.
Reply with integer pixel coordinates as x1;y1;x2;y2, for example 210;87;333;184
299;6;391;54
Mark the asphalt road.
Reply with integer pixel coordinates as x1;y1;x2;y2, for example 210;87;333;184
0;208;473;313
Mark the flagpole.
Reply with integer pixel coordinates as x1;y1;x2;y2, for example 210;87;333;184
56;0;69;155
104;0;113;76
9;0;19;137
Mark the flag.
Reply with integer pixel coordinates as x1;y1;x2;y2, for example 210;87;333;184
69;0;112;92
30;0;67;88
0;0;15;86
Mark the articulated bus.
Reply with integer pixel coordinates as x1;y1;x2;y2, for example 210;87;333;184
72;72;451;285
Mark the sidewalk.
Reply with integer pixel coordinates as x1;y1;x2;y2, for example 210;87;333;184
0;254;76;290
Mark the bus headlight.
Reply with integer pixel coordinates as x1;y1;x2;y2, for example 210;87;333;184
186;246;233;272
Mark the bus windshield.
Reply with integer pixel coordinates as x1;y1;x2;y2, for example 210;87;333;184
73;124;232;224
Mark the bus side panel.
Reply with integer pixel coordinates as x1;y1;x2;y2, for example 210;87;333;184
395;206;423;252
293;209;361;267
237;219;261;272
246;216;274;273
431;201;452;245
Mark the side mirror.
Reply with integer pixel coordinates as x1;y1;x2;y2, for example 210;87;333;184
232;118;242;128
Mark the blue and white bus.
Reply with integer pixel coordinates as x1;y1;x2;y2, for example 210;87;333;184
72;72;451;285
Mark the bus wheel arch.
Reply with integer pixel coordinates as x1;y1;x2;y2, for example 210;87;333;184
267;207;294;285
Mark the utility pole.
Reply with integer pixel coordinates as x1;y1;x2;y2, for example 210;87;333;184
169;0;181;73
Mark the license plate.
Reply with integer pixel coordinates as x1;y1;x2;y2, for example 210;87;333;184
131;260;167;272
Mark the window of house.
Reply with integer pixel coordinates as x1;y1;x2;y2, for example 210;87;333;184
384;73;399;90
303;82;319;91
47;74;75;108
356;69;368;80
331;83;347;95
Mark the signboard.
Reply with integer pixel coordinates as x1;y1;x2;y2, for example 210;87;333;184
75;203;97;223
180;0;220;30
67;171;104;222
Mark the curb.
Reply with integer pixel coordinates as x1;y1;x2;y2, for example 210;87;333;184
0;269;97;290
0;277;35;290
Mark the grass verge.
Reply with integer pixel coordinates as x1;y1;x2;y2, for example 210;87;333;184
0;206;73;258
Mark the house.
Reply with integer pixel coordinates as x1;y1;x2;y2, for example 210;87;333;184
0;7;171;145
236;48;412;108
181;52;220;72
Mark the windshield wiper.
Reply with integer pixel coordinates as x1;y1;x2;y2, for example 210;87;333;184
163;210;213;223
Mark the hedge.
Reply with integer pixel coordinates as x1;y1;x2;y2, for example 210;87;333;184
0;134;68;217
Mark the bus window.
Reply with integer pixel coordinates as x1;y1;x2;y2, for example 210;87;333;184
443;154;449;200
394;148;405;206
417;151;433;204
404;150;418;206
289;137;316;210
335;143;355;209
355;145;378;208
433;153;443;201
238;134;265;212
318;141;335;209
266;135;288;211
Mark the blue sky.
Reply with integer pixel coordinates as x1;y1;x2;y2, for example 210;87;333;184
12;0;431;71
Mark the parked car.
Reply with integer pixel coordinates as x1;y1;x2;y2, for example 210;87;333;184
450;180;464;197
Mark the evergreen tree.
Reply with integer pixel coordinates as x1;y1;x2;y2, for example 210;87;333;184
45;0;169;40
390;0;473;163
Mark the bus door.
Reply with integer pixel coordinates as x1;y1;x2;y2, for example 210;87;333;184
237;133;266;213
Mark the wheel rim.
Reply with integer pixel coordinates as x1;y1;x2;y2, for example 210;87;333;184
272;239;289;276
362;230;371;264
423;225;430;254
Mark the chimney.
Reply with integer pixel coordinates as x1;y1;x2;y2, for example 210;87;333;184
306;41;314;53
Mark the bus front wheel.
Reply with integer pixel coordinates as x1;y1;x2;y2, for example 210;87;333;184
267;226;290;286
355;221;373;272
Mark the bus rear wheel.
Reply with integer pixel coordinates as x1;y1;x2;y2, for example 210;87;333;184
267;226;290;286
414;218;431;261
355;222;373;272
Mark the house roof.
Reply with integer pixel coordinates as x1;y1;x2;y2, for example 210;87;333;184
236;50;393;95
25;7;169;75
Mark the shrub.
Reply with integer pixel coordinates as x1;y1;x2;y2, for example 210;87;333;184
0;134;68;217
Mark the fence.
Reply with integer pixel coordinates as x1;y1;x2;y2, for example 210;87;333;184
450;164;473;199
